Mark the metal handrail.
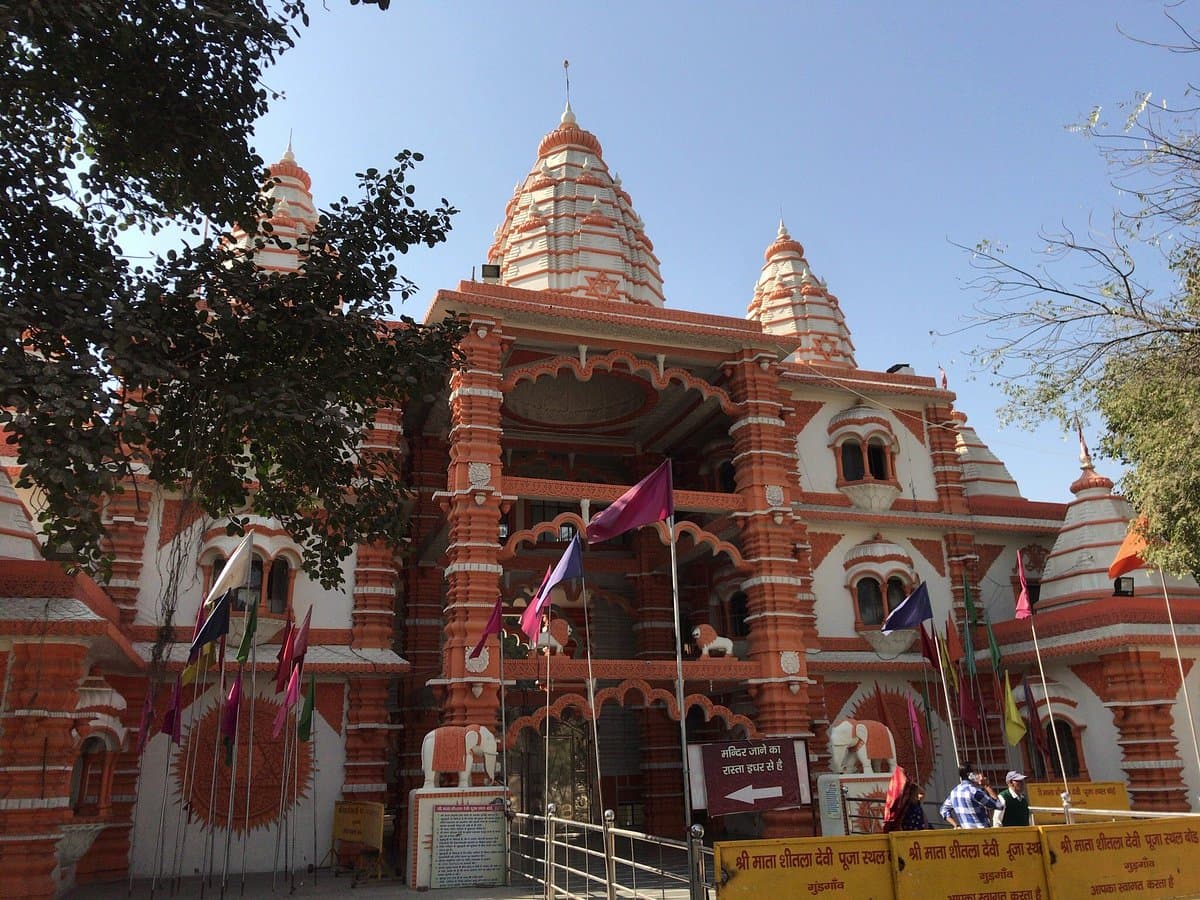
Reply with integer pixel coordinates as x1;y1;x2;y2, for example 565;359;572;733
1030;805;1200;820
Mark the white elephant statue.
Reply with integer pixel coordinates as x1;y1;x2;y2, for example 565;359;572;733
535;618;573;656
692;624;733;657
420;724;498;788
828;718;897;774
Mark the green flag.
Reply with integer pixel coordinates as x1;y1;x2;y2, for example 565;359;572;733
962;574;977;628
236;595;258;664
985;613;1003;674
963;613;977;679
920;680;934;737
297;674;316;742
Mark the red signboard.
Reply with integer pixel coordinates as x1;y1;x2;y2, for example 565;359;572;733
699;739;802;817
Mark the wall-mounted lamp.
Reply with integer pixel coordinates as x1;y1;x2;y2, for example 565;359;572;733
1113;576;1135;597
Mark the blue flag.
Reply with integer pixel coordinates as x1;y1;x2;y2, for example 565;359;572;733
188;589;232;661
520;535;584;642
881;582;933;634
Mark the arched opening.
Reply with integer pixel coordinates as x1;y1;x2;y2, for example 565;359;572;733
267;557;290;614
728;591;749;638
841;440;865;481
866;438;890;480
856;577;885;627
69;736;108;814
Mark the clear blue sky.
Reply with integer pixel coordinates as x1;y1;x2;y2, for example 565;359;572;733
246;1;1190;505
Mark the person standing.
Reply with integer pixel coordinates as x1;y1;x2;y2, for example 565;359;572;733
939;763;1001;828
994;770;1033;827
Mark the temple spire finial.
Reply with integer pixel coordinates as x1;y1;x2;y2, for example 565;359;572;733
1077;417;1094;470
561;60;576;126
284;129;295;162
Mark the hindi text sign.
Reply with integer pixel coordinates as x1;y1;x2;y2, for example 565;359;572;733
701;739;801;817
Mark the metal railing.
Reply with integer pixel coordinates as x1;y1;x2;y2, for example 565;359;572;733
508;804;714;899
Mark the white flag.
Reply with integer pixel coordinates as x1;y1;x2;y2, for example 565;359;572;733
205;531;253;608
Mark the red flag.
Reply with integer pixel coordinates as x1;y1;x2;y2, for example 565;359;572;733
1015;551;1033;620
272;663;302;739
873;681;895;734
585;460;673;544
470;595;504;660
292;606;313;666
907;695;923;749
1109;519;1149;579
221;674;241;740
160;677;182;746
881;765;910;833
944;612;964;664
275;617;295;694
919;622;938;667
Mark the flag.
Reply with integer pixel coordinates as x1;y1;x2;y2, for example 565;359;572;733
236;591;258;664
880;582;933;634
1108;518;1149;579
958;678;981;730
920;681;934;738
469;595;504;660
873;681;895;735
273;663;302;739
585;460;673;544
275;614;295;694
181;640;214;685
962;614;977;679
1003;671;1027;746
985;613;1003;675
937;632;959;693
881;765;910;833
206;531;253;608
297;674;316;742
1015;551;1033;620
907;695;923;749
1024;681;1051;764
160;677;182;745
135;688;155;756
962;575;977;628
188;589;232;661
519;535;584;643
919;622;938;667
944;612;964;664
221;674;242;766
292;606;313;666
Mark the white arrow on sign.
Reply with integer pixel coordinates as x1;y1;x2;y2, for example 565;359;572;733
725;784;784;806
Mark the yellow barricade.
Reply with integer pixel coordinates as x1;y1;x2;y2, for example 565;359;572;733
891;826;1048;900
714;834;892;899
1041;818;1200;898
1027;781;1129;824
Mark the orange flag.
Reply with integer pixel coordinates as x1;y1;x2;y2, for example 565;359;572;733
1109;518;1149;579
944;612;964;664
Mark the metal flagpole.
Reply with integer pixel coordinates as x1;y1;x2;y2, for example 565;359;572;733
201;637;228;896
172;672;208;893
220;672;241;899
290;702;299;892
1157;568;1200;795
311;713;318;884
272;706;292;890
542;638;552;900
1027;615;1070;801
579;576;614;896
933;630;961;770
239;648;256;895
150;714;173;896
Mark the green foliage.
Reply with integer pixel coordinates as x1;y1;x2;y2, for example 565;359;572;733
0;1;464;585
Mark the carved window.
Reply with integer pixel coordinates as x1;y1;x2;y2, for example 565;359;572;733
840;440;865;481
855;577;885;627
209;552;292;616
267;558;290;614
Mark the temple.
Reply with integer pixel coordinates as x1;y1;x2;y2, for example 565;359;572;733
2;103;1198;897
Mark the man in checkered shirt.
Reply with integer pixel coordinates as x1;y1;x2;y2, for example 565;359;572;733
939;762;1002;828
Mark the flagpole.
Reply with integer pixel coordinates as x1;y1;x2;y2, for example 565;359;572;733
1027;615;1070;801
172;673;205;894
150;713;173;897
290;701;299;893
201;637;228;895
934;630;961;770
1156;568;1200;794
542;637;552;900
272;706;292;890
311;715;318;884
239;651;255;895
220;672;241;899
665;516;696;832
579;575;614;895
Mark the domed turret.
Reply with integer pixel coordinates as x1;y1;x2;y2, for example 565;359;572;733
748;220;855;366
488;104;665;306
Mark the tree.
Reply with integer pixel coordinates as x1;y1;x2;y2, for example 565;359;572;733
0;2;464;589
963;11;1200;575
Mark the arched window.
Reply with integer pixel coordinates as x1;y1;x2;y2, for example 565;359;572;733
886;576;908;610
70;736;107;813
856;577;885;626
841;440;865;481
867;438;890;480
267;558;290;614
1047;720;1081;778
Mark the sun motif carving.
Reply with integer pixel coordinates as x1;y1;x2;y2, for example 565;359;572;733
175;696;313;833
583;272;619;300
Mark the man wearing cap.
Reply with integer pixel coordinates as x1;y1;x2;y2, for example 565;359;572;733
994;771;1033;827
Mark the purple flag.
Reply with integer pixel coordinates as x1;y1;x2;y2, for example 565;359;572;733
469;595;504;660
188;589;232;661
881;582;933;634
907;695;923;749
292;606;313;666
519;535;584;643
160;678;182;746
585;461;673;544
272;663;302;739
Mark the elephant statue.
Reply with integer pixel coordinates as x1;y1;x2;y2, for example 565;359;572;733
692;624;733;657
828;718;897;774
420;724;498;788
535;618;573;656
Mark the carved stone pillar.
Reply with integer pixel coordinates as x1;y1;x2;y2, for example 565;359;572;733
0;641;89;899
343;678;390;805
440;320;505;725
926;401;969;515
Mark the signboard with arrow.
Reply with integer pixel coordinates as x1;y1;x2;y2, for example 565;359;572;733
696;739;809;817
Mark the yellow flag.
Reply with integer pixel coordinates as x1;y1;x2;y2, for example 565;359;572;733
1004;671;1027;746
181;641;214;686
937;632;959;693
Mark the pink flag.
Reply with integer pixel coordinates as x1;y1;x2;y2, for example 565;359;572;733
470;596;504;660
519;536;584;643
907;695;923;749
275;617;295;694
1015;551;1032;620
585;460;673;544
221;675;241;740
292;606;313;666
272;664;302;739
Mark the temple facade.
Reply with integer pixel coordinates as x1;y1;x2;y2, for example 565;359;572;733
2;105;1198;897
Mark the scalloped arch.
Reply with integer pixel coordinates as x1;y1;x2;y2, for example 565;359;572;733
501;512;587;561
645;520;751;573
501;349;741;418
